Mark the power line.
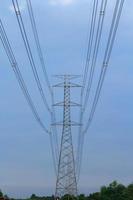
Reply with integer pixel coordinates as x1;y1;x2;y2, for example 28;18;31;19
13;0;59;173
82;0;99;96
49;129;58;176
77;0;103;180
76;94;83;180
25;0;59;167
76;0;99;180
12;0;51;113
49;91;59;175
83;0;108;111
0;19;50;134
26;0;52;95
77;0;124;178
83;0;125;134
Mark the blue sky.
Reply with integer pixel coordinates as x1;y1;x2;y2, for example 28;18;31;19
0;0;133;198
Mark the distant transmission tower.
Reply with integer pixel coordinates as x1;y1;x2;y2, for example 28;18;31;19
53;75;81;198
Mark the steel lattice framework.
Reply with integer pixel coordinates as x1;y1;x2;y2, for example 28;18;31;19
54;75;81;198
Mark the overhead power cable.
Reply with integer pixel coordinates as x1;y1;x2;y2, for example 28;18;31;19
76;0;99;179
12;0;51;113
77;0;124;178
83;0;108;111
26;0;59;167
51;91;59;169
0;19;50;134
82;0;99;96
26;0;52;95
84;0;125;134
76;94;84;181
49;129;58;176
77;0;104;180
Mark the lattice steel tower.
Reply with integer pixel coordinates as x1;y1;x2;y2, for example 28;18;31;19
54;75;81;198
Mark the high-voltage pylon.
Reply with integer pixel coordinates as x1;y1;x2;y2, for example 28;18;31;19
53;75;81;198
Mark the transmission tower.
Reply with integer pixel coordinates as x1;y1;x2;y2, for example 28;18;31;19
53;75;81;198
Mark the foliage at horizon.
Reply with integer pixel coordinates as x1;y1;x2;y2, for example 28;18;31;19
0;190;3;198
78;181;133;200
1;181;133;200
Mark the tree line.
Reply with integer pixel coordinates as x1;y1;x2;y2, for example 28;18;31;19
1;181;133;200
78;181;133;200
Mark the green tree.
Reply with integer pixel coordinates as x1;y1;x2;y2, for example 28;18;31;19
0;190;3;198
31;194;37;199
100;181;126;200
123;184;133;200
78;194;85;200
61;194;77;200
88;192;100;200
